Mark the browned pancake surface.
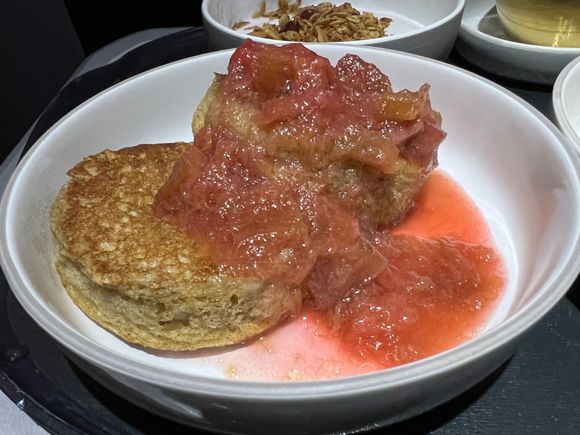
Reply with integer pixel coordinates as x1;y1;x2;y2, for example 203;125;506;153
51;143;299;351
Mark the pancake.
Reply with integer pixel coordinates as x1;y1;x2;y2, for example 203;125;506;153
51;142;301;351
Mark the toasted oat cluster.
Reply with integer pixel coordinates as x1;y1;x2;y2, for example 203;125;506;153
234;1;392;42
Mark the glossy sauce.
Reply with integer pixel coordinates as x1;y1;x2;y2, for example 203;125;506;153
153;42;506;379
214;171;505;380
154;41;447;309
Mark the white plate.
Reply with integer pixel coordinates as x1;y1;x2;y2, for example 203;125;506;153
554;55;580;151
456;0;580;84
202;0;464;59
1;45;580;434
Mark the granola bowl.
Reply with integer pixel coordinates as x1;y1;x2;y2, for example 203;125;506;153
202;0;465;59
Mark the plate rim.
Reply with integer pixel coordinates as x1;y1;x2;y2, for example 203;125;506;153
553;55;580;151
201;0;466;45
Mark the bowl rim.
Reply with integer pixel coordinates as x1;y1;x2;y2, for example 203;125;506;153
461;0;580;55
201;0;465;46
2;44;580;400
553;55;580;150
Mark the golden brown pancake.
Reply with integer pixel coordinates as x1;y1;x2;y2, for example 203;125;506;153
51;142;301;351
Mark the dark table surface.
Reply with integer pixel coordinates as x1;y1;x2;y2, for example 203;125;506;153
1;27;579;434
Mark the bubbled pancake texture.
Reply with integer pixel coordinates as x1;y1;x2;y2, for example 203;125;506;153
51;143;300;351
55;143;211;292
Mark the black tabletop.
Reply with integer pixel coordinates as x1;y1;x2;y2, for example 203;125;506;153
1;27;579;434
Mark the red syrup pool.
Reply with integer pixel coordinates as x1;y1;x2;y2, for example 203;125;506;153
201;170;506;381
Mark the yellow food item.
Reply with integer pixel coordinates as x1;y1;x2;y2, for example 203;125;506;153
497;0;580;47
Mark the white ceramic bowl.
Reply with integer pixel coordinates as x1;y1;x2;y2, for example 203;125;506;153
2;45;580;434
553;56;580;151
457;0;580;85
202;0;464;59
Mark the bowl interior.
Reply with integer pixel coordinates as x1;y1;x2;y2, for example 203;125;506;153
2;46;579;384
204;0;460;42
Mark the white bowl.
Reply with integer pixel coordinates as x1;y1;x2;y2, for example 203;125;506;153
457;0;580;85
202;0;464;59
2;45;580;434
553;56;580;151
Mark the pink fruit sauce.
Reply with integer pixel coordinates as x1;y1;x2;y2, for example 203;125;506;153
153;41;506;380
205;171;506;381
